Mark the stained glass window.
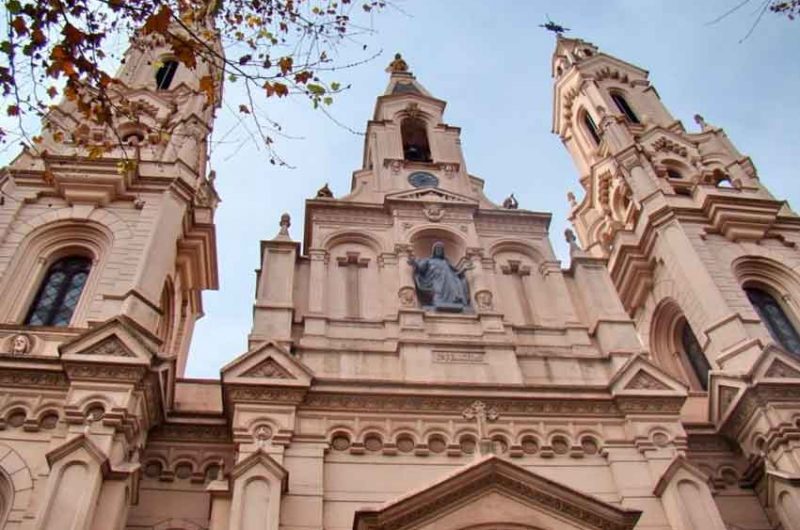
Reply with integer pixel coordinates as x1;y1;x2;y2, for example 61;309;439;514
611;93;640;124
155;60;179;90
745;287;800;356
681;321;710;390
25;256;91;327
583;112;601;145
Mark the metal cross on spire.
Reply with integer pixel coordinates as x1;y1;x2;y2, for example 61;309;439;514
539;15;570;35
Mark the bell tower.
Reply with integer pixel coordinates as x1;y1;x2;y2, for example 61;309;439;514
0;18;222;374
554;36;800;528
0;14;223;530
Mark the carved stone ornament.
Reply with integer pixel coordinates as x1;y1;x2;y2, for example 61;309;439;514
82;336;136;357
254;424;273;442
390;160;403;174
10;334;31;355
241;359;294;379
398;286;417;308
624;370;669;390
764;359;800;379
474;290;493;311
423;204;445;222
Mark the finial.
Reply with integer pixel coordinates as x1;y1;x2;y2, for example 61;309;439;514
386;53;409;74
502;193;519;210
316;182;334;198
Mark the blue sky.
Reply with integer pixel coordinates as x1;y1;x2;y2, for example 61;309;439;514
4;2;798;376
187;0;800;377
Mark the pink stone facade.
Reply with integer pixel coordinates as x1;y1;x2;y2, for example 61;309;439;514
0;29;796;530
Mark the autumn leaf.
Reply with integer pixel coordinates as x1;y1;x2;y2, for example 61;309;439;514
142;5;172;36
295;71;313;84
6;105;19;116
11;17;27;36
278;56;293;74
238;104;251;114
198;75;216;106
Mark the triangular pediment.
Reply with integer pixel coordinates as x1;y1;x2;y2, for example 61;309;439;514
60;316;157;365
610;354;688;397
354;455;640;530
222;340;313;387
751;344;800;383
385;187;478;206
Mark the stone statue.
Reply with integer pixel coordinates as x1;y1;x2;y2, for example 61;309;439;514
386;53;409;73
502;193;518;209
316;183;333;198
408;242;472;312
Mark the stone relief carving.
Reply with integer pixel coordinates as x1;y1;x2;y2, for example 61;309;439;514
10;334;31;355
398;286;417;308
624;370;669;390
241;359;294;379
82;336;136;357
474;290;493;311
423;204;445;222
764;359;800;379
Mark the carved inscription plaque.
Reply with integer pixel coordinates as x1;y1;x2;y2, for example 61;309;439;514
433;351;485;364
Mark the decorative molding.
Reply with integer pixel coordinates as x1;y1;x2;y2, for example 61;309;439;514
81;336;136;358
764;359;800;379
241;359;295;379
625;370;670;391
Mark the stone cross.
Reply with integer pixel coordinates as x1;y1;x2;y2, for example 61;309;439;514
462;400;498;441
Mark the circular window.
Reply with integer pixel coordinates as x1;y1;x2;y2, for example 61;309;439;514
7;410;25;428
581;437;599;455
459;435;477;455
652;432;670;447
521;436;539;455
40;413;59;430
428;435;446;454
396;435;415;453
86;404;105;422
491;436;509;454
364;434;383;452
204;464;222;482
331;433;351;451
174;463;193;480
144;461;163;478
552;436;569;455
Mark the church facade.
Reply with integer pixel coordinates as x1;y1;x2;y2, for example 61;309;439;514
0;20;798;530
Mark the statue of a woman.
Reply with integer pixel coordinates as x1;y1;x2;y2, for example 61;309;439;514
408;242;472;312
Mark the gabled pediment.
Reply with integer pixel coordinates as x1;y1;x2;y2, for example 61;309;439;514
60;316;157;365
221;340;313;387
750;343;800;383
610;354;688;397
710;344;800;424
385;187;478;206
354;456;640;530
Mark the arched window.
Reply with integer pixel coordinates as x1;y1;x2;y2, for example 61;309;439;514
25;256;91;327
155;59;179;90
401;118;431;162
582;111;601;145
680;320;711;390
666;168;683;180
745;287;800;355
611;93;640;124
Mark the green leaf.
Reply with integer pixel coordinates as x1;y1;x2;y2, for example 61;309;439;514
307;83;325;96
